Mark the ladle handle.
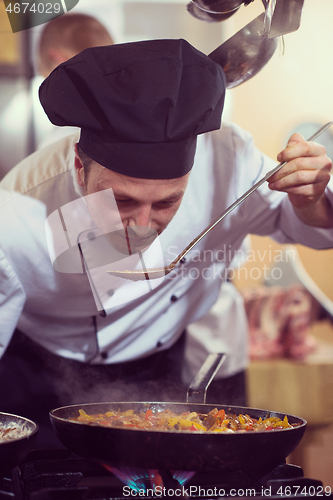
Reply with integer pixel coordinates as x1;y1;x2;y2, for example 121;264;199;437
213;121;333;222
262;121;333;183
172;121;333;267
186;353;226;404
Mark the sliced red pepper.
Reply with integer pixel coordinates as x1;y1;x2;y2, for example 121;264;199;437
190;424;198;431
145;409;154;420
99;420;112;426
216;410;226;419
214;409;226;426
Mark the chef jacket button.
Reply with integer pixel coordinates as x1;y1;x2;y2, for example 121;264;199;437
88;232;95;240
170;295;178;302
107;289;114;297
157;341;163;348
101;351;108;359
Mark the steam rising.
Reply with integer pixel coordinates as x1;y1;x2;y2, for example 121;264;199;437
50;355;187;408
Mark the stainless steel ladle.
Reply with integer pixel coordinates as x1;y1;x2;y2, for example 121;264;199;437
107;122;333;282
209;12;279;88
187;0;244;22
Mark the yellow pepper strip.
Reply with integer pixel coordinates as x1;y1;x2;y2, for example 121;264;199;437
122;410;134;416
167;418;206;431
167;417;179;428
238;415;246;425
272;416;291;429
263;417;280;425
190;422;207;431
283;415;291;427
177;419;193;428
78;409;96;421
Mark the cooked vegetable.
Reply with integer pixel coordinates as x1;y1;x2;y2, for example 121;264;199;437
72;407;299;433
0;424;30;442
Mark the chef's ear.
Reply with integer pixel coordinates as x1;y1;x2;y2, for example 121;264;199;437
74;143;85;187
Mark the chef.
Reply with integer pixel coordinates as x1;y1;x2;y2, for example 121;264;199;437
0;39;332;448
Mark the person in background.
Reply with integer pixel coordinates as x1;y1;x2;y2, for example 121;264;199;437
33;13;114;150
37;12;114;78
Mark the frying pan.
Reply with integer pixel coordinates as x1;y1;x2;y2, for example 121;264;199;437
0;412;38;473
50;401;306;476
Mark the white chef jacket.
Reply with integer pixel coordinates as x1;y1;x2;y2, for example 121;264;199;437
184;242;250;380
1;122;333;376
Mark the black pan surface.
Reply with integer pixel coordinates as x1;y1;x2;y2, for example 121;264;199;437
50;401;306;476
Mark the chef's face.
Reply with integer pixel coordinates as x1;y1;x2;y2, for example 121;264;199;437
74;146;190;252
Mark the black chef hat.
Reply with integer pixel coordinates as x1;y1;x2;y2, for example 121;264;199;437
39;39;226;179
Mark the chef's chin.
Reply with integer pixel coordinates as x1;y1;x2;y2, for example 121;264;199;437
104;227;158;255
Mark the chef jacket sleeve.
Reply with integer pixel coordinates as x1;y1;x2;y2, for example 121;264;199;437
0;250;26;358
275;179;333;248
258;173;333;248
227;122;333;249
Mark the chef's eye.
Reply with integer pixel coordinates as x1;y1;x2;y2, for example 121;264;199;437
153;198;180;209
115;198;133;204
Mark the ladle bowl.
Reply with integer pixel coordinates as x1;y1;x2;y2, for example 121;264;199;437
209;12;279;88
191;0;245;14
187;2;239;22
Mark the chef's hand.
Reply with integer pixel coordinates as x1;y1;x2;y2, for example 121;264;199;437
268;133;333;228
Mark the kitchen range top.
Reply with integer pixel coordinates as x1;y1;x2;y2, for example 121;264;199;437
1;449;331;500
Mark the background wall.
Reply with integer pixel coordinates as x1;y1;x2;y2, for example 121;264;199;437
225;1;333;302
228;0;333;156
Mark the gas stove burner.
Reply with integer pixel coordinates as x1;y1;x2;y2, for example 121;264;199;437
102;464;196;492
0;449;331;500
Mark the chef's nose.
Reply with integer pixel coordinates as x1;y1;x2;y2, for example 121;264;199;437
128;207;152;233
128;224;154;238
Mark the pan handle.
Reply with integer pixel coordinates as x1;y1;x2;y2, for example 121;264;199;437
186;353;226;404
